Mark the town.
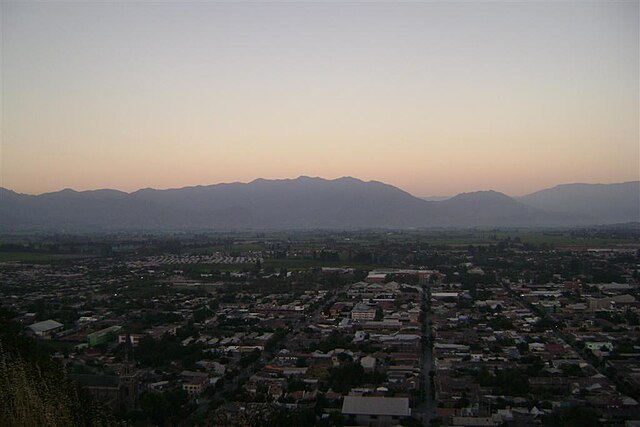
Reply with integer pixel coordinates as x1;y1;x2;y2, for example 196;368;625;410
1;228;639;426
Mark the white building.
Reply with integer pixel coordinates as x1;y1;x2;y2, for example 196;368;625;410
27;319;64;339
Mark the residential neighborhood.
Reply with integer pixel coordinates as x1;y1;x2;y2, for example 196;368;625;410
1;229;639;426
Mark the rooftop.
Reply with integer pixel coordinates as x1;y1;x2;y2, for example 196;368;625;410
27;319;63;333
341;396;411;417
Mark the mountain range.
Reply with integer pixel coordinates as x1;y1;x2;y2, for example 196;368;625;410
0;177;638;231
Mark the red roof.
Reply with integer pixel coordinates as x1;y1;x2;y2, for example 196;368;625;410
545;343;565;355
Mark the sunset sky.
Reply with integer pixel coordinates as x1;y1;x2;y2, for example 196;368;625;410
1;1;638;197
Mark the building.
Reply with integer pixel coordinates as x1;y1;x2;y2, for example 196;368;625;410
87;325;122;347
119;353;138;410
70;364;138;411
182;372;209;396
588;298;613;311
26;319;64;339
117;334;144;347
147;324;179;339
365;273;387;283
595;283;632;291
351;303;377;321
341;396;411;426
432;292;460;299
183;376;208;396
70;374;120;408
585;341;614;352
360;355;377;372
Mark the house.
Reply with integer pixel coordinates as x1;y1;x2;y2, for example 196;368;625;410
341;396;411;426
366;273;387;283
451;416;502;426
27;319;64;339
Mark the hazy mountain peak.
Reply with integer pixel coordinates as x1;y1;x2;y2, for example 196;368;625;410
519;181;640;224
525;180;639;195
1;178;637;231
335;176;364;183
450;190;513;202
42;188;80;197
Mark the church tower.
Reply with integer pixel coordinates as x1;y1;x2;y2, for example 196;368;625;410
119;334;138;411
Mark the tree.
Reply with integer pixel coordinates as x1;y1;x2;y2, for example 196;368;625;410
516;341;529;354
328;362;364;393
239;349;261;368
0;309;120;427
544;407;601;427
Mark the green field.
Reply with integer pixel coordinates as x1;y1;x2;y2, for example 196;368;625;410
359;229;639;247
229;228;639;248
263;258;376;270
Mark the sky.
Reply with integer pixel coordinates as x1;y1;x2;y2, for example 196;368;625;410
1;1;638;197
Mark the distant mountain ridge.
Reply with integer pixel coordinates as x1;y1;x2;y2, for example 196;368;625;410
518;181;640;225
0;177;638;231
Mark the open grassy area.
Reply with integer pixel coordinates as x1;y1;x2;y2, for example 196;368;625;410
382;229;640;247
189;243;264;254
163;263;254;273
263;258;376;270
236;228;639;249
